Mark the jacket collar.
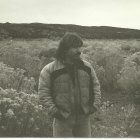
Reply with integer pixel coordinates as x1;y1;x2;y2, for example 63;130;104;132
62;58;84;67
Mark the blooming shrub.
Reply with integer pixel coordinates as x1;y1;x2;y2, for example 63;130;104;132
117;52;140;102
1;49;41;79
82;44;124;91
0;62;36;94
0;87;52;137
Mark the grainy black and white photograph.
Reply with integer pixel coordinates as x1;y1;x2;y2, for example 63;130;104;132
0;0;140;138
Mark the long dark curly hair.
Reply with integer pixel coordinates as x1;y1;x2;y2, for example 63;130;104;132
55;32;83;63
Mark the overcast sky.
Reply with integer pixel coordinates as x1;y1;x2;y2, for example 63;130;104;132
0;0;140;29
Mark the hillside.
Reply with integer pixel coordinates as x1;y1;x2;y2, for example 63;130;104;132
0;23;140;39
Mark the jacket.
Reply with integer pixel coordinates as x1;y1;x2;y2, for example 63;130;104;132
38;59;101;119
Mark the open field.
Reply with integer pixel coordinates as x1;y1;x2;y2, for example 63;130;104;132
0;38;140;137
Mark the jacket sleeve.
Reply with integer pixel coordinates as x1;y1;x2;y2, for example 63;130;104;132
90;65;101;108
38;66;58;116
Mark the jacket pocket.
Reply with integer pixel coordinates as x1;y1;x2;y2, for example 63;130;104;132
53;110;66;120
55;94;71;118
88;106;97;115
